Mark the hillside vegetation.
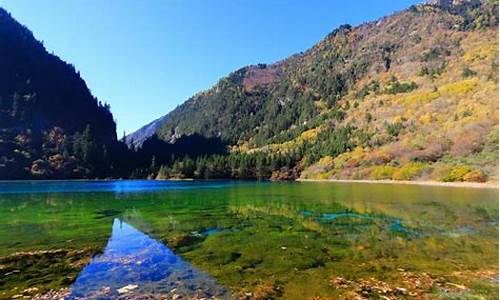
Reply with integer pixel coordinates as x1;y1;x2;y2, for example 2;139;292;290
131;0;498;182
0;8;131;179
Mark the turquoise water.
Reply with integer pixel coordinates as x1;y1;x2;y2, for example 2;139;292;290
0;179;252;194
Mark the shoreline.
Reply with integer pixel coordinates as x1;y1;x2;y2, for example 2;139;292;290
297;178;499;189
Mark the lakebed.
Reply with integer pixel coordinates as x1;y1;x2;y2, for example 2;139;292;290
0;180;498;299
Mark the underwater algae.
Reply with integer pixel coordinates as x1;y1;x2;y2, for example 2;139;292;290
0;181;497;299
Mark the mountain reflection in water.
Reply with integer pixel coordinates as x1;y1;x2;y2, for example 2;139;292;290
68;219;228;299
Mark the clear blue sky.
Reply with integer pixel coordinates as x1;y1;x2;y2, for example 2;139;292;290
0;0;418;136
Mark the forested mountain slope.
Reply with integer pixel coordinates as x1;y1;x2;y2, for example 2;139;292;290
0;8;126;179
131;0;499;182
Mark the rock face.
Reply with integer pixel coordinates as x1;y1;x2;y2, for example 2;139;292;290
242;63;283;90
117;284;138;294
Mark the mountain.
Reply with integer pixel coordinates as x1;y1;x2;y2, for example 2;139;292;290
0;8;128;179
131;0;499;182
124;115;166;149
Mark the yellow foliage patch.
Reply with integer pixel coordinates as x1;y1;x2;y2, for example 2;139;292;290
439;79;478;95
393;115;404;123
440;166;472;182
313;100;327;110
300;128;320;141
333;147;365;168
370;165;396;180
401;91;440;104
463;43;498;63
316;156;334;167
463;170;487;182
419;113;433;124
392;163;430;180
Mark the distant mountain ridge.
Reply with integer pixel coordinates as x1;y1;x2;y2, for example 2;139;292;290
124;115;167;149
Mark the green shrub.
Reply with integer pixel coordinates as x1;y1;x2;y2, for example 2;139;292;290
392;163;430;180
441;166;472;182
462;67;477;78
365;113;373;123
355;86;370;99
355;80;380;99
419;66;429;76
420;47;449;62
419;62;447;78
384;121;405;136
383;80;418;95
485;127;499;149
370;165;396;180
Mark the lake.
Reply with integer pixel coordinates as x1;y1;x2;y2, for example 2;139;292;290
0;180;498;299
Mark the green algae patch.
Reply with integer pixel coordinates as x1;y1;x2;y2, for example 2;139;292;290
0;247;102;299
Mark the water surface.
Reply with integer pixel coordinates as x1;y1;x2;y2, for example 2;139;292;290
0;180;497;299
69;219;227;299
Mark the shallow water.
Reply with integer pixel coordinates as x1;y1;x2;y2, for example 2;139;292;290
69;219;228;299
0;180;498;299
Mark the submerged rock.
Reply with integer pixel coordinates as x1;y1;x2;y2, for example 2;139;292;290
165;233;204;250
117;284;139;294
